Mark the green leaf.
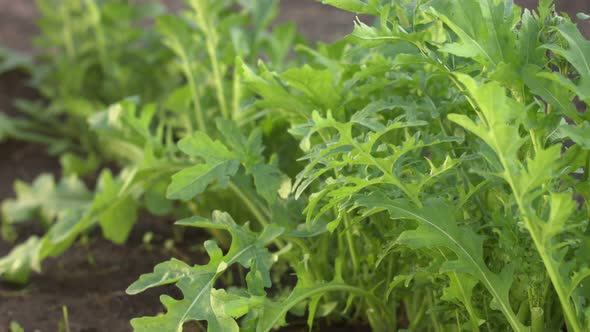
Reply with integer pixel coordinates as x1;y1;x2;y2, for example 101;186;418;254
450;75;587;331
240;60;314;120
441;274;485;330
280;65;341;112
178;132;236;162
254;260;393;332
448;76;526;177
560;122;590;150
354;194;526;331
251;163;283;204
59;153;99;177
167;133;240;200
167;161;240;201
430;0;516;67
522;65;578;121
0;237;41;284
0;113;16;142
127;211;283;332
129;253;239;332
542;22;590;102
94;171;139;245
0;170;142;283
144;180;173;216
348;19;425;49
2;174;92;225
0;45;32;74
9;320;25;332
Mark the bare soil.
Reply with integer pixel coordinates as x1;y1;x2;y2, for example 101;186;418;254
0;1;588;332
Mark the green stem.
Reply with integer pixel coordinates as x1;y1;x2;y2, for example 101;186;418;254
428;293;443;332
342;213;359;273
85;0;108;71
179;49;205;134
258;283;394;332
583;152;590;183
232;57;242;121
409;293;427;331
228;181;270;228
62;306;71;332
531;307;544;332
191;0;229;119
60;3;75;59
492;133;582;332
316;130;363;277
227;181;287;249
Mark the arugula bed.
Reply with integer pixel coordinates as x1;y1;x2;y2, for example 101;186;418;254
1;0;590;331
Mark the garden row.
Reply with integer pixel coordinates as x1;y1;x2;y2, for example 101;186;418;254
1;0;590;331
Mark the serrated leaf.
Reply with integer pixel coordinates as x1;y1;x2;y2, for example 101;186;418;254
94;171;139;245
167;133;240;201
560;122;590;150
430;0;517;67
127;212;283;332
0;237;41;284
178;132;236;162
240;60;314;120
167;161;240;200
542;22;590;102
1;169;143;283
354;194;526;331
441;274;485;330
2;174;92;225
251;163;283;204
280;65;341;112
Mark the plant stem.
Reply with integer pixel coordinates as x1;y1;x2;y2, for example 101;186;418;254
342;213;359;272
258;283;394;332
492;134;582;332
62;306;71;332
409;293;427;331
232;57;242;121
227;181;288;248
191;0;229;119
583;152;590;182
178;49;205;134
60;3;75;59
85;0;108;72
228;181;270;228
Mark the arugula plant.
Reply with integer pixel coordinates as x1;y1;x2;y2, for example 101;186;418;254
0;0;298;283
1;0;174;158
2;0;590;331
149;0;588;330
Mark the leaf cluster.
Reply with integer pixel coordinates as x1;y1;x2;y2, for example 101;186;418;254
1;0;590;331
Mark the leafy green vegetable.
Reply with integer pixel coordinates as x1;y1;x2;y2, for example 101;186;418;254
2;0;590;331
127;211;283;331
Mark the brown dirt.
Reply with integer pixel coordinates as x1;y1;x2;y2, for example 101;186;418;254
278;0;357;42
0;1;589;332
0;237;181;332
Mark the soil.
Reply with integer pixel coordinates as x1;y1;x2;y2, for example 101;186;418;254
0;1;588;332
